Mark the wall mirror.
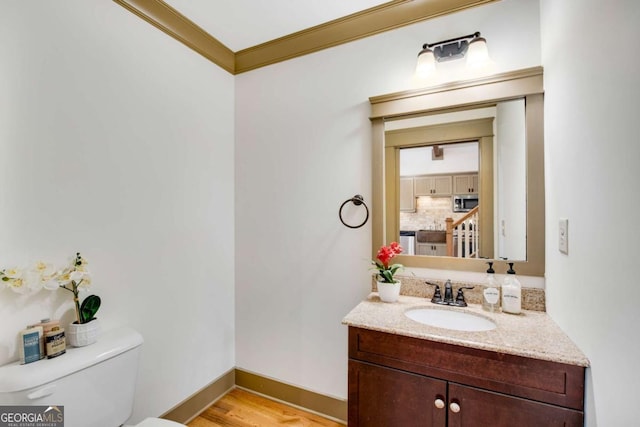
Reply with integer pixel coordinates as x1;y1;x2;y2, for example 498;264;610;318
370;67;544;276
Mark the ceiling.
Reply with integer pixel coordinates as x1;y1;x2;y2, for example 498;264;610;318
115;0;496;74
162;0;394;51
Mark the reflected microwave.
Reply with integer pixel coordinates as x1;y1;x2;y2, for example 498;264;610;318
452;194;478;212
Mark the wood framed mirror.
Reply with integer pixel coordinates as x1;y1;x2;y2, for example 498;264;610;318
370;67;544;276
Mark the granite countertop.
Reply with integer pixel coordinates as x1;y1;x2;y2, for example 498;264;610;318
342;293;589;367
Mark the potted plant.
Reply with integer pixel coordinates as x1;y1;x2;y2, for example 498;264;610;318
50;252;102;346
371;242;404;302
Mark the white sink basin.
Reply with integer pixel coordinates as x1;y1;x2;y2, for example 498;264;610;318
405;307;497;332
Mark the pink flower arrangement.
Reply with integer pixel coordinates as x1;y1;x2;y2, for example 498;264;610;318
372;242;404;283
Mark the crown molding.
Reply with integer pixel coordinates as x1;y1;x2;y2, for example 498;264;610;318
113;0;499;75
113;0;235;73
235;0;498;74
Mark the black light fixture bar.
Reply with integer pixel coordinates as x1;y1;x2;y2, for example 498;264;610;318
422;31;481;50
421;31;482;63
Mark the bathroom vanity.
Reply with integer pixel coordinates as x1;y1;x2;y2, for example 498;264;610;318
343;295;588;427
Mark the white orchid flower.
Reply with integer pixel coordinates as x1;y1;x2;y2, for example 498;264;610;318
6;277;26;293
43;279;61;291
2;267;32;294
23;270;45;292
56;270;72;285
4;267;22;279
1;252;93;301
30;261;55;282
31;261;54;276
27;261;56;289
78;273;92;289
69;270;85;284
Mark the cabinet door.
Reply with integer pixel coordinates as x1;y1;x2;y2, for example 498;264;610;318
432;176;452;196
447;383;583;427
453;175;478;194
469;175;478;193
415;243;431;256
416;244;446;256
414;176;433;196
433;243;447;256
349;360;447;427
415;176;452;196
400;177;415;212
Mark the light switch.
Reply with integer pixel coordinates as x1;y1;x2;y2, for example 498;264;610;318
559;218;568;254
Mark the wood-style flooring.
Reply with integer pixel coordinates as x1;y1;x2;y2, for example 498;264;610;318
187;388;344;427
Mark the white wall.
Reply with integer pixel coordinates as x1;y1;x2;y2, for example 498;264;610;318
400;143;478;176
0;1;235;423
540;1;640;425
235;0;542;399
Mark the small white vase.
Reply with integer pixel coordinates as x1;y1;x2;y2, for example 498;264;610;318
377;280;401;303
67;318;101;347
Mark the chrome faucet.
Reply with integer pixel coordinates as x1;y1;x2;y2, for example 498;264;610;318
427;280;473;307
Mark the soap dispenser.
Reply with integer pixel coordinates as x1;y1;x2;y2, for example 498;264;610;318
482;261;501;313
501;262;522;314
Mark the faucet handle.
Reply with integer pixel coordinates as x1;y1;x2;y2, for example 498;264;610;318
425;281;443;303
454;286;474;307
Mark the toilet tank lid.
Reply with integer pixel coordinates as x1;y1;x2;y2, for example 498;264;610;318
0;326;143;393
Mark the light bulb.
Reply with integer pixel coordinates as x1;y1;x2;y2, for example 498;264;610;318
416;47;436;77
466;37;490;67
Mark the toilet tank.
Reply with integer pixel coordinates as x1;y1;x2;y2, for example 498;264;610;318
0;326;143;427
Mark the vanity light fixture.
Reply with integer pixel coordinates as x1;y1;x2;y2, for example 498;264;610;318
416;31;490;77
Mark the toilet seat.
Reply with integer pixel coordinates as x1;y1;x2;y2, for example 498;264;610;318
132;417;186;427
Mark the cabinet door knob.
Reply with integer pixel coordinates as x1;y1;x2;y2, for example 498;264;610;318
434;398;445;409
450;402;461;413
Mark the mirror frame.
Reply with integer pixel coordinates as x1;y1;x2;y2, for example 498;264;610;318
370;66;544;276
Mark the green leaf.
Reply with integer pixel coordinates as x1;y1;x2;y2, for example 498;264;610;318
79;295;101;323
381;271;393;283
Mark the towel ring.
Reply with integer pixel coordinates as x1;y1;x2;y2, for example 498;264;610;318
339;195;369;229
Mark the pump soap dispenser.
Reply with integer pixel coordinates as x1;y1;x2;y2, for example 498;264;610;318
482;261;501;313
502;262;522;314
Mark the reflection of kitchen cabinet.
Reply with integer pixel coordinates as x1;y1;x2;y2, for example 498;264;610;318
416;243;447;256
414;176;452;196
348;327;585;427
453;174;479;194
399;177;415;212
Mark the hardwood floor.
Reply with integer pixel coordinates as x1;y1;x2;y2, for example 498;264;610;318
187;388;345;427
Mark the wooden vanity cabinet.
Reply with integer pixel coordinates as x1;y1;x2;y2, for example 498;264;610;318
348;327;585;427
349;360;447;426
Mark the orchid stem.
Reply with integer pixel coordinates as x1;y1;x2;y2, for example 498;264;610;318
73;295;81;324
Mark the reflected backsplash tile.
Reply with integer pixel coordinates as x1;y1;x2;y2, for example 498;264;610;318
400;196;467;231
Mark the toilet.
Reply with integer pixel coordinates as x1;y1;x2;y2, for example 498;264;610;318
0;326;184;427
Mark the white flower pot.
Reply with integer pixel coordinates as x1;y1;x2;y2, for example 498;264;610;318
67;318;101;347
377;281;401;303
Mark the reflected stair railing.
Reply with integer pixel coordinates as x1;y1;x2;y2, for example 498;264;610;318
445;206;479;258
